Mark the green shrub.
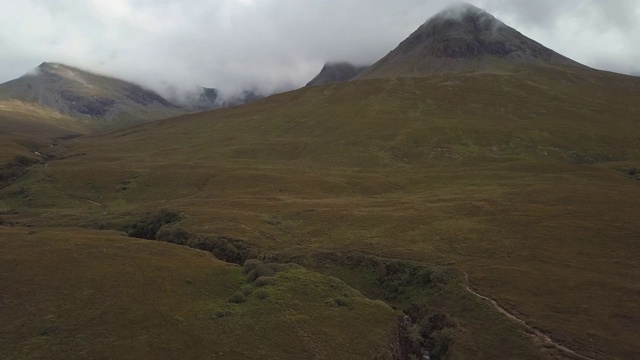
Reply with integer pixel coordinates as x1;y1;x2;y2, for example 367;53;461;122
207;237;257;264
431;328;455;359
240;285;254;296
429;267;447;284
155;226;191;245
212;310;233;318
227;293;247;304
324;298;338;307
334;297;351;307
254;276;276;287
122;209;182;240
254;289;270;300
242;259;262;274
246;264;276;282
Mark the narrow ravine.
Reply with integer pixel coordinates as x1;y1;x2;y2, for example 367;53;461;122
462;270;598;360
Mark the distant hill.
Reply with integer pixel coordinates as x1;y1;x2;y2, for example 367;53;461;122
306;62;369;86
0;100;85;162
357;3;584;79
0;63;187;128
0;63;268;130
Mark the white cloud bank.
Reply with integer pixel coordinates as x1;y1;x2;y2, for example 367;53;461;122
0;0;638;96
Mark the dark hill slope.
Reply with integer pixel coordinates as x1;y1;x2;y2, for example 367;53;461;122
357;3;584;79
307;62;369;86
0;63;185;128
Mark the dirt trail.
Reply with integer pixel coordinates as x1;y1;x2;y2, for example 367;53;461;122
51;185;109;213
462;270;598;360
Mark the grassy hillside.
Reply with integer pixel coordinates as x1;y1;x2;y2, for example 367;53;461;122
0;227;399;360
2;65;640;359
0;100;87;164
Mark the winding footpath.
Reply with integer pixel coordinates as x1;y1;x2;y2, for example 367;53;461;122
51;185;109;214
461;270;597;360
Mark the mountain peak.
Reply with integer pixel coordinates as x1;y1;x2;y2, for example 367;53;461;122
434;2;486;18
356;4;584;79
306;62;369;86
1;61;185;124
30;62;92;84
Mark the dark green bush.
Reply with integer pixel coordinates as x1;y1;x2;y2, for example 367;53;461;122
212;310;233;318
240;285;254;296
324;298;338;307
242;259;262;274
334;297;351;307
254;276;276;287
246;264;276;282
155;226;191;245
325;297;351;307
197;237;257;264
122;209;182;240
620;166;640;180
227;293;247;304
254;289;270;300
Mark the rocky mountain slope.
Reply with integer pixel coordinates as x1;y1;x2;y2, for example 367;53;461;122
306;62;369;86
0;63;186;127
357;3;585;79
0;63;268;129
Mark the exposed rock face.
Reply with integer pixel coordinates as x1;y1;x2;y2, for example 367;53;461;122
307;62;369;86
0;62;184;125
357;3;584;79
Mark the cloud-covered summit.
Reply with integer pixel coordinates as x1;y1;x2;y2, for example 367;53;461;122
0;0;638;98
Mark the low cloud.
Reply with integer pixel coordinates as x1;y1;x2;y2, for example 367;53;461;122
0;0;638;98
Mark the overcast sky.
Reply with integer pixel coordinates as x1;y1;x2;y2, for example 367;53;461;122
1;0;639;97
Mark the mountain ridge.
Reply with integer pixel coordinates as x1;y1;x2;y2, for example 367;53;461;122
357;3;585;79
306;62;369;86
0;62;185;127
0;62;269;130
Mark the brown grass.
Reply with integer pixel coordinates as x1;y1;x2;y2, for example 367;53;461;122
0;227;397;360
2;65;640;359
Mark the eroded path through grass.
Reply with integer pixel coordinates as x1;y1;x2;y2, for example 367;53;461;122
462;270;598;360
51;184;109;213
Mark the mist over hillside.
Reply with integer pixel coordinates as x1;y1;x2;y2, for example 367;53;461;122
1;1;639;97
